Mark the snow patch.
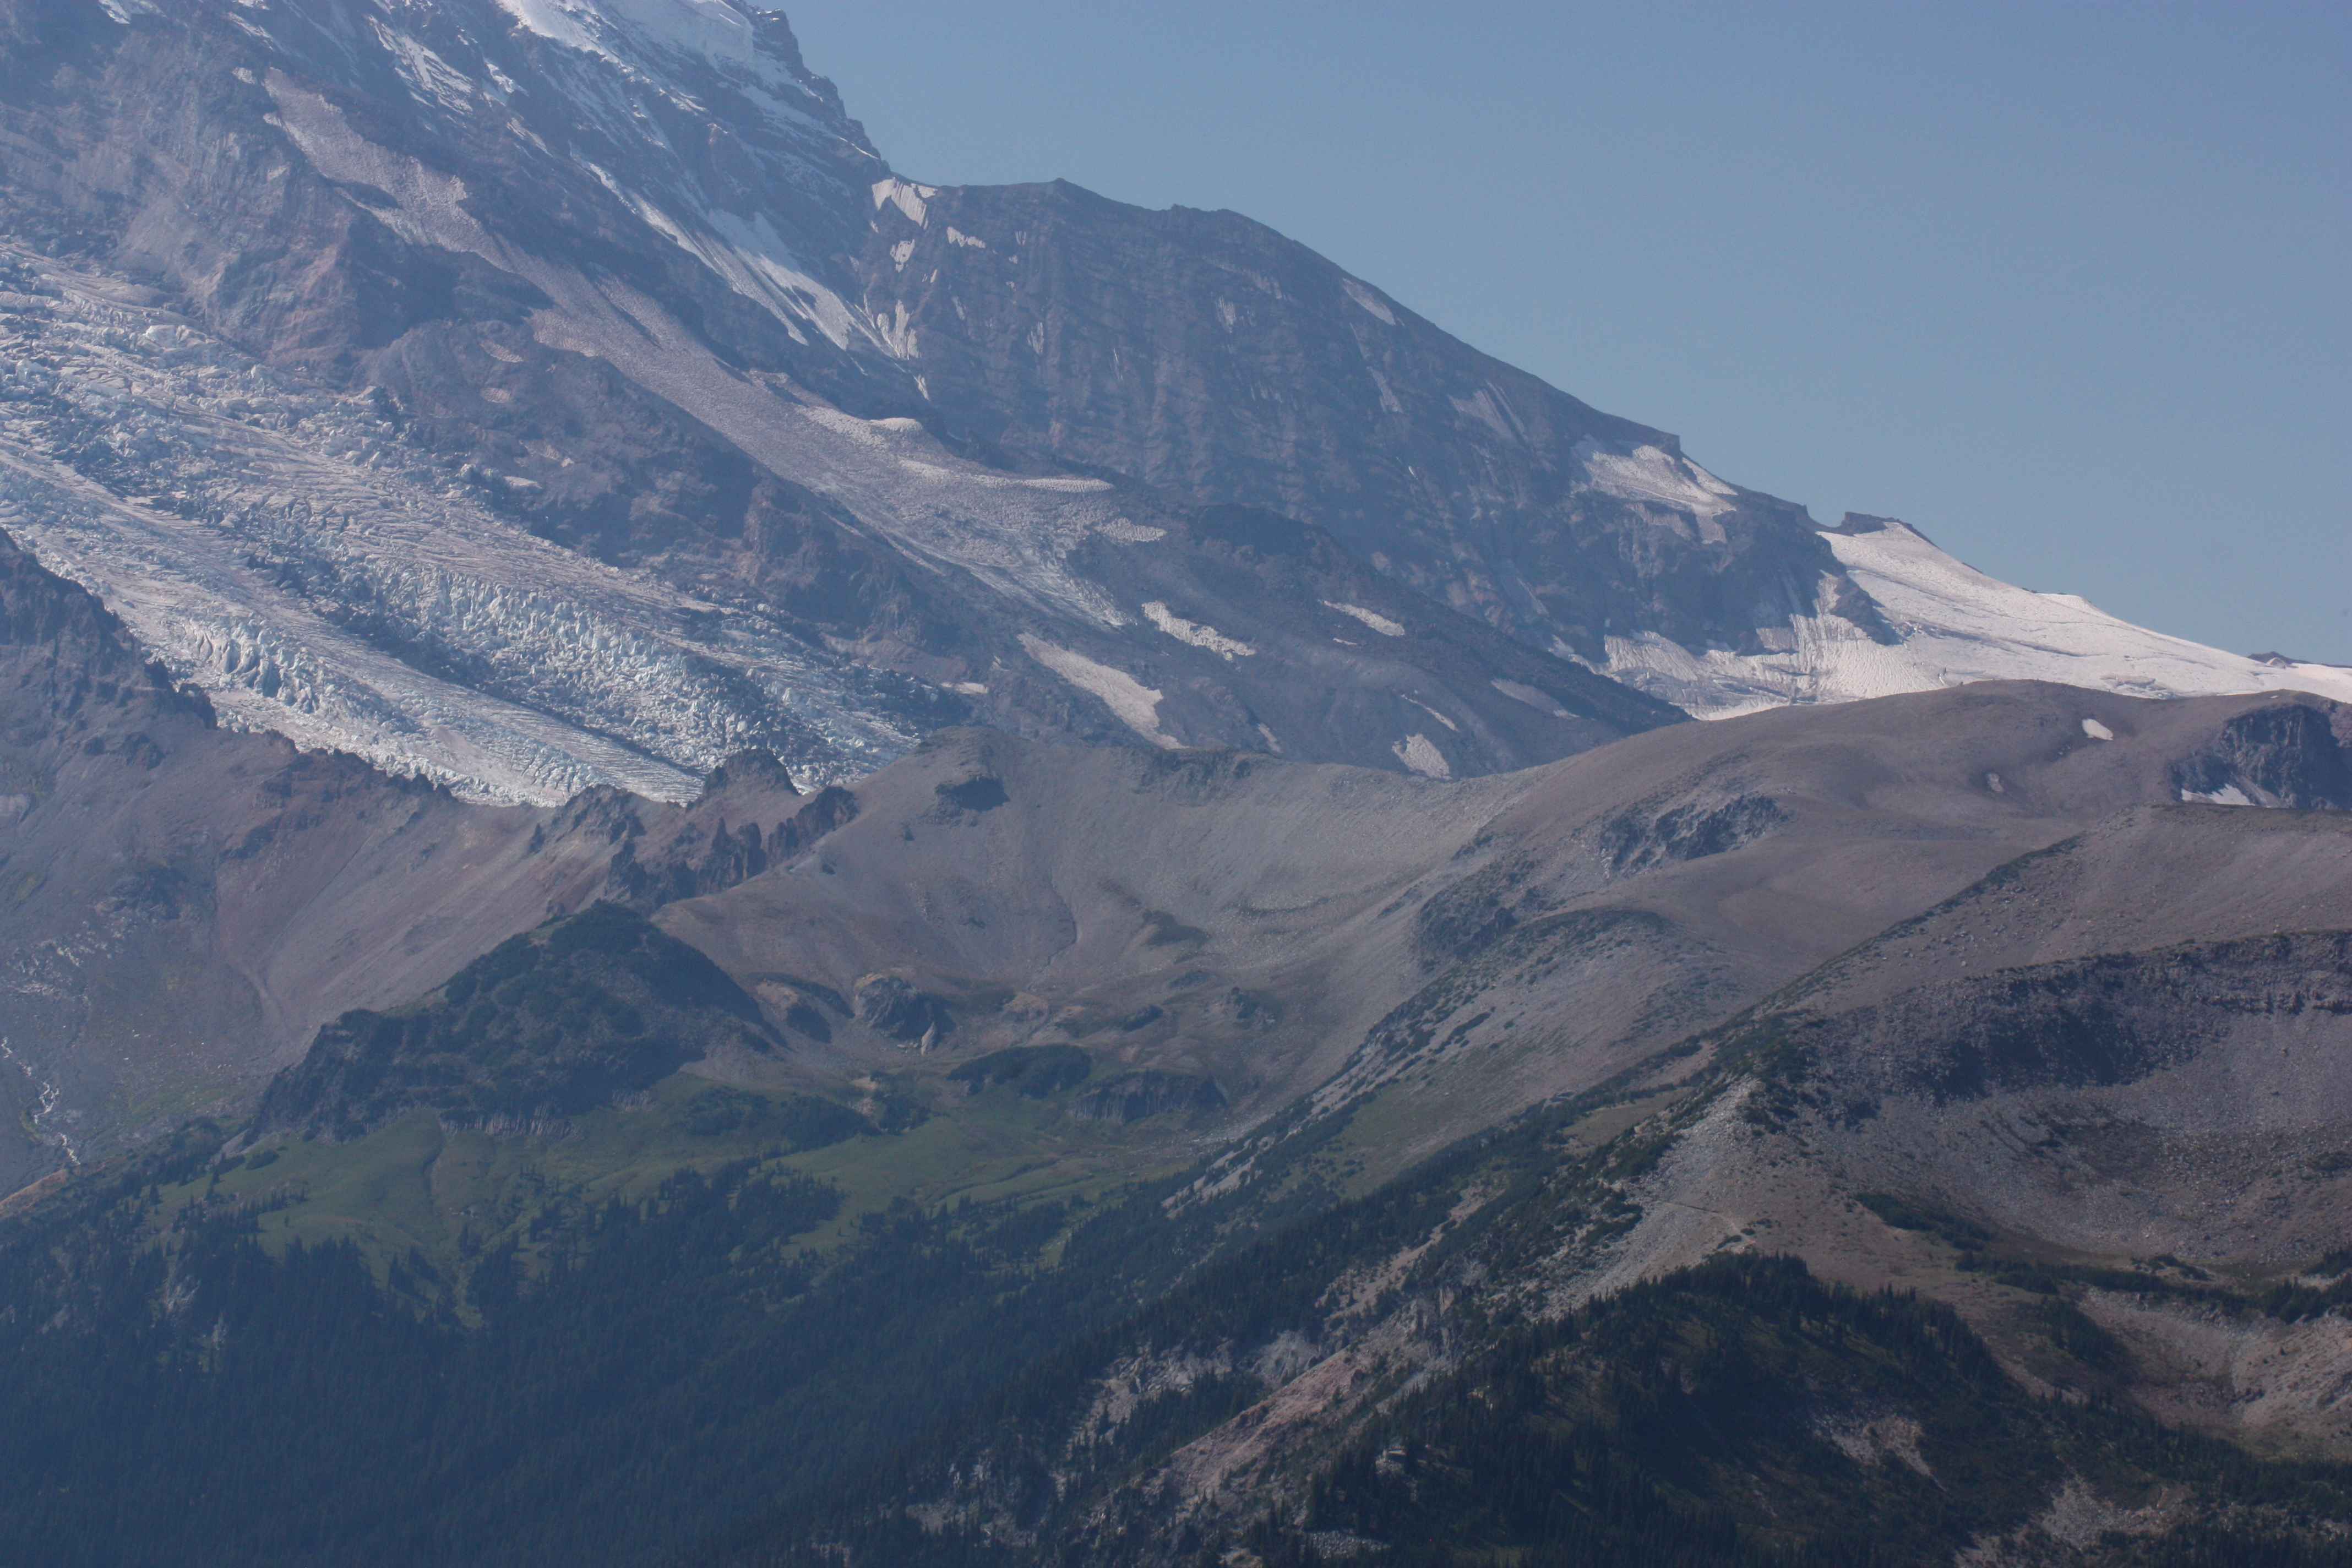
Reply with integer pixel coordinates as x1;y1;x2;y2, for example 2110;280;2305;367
872;177;934;226
709;217;848;340
1403;696;1458;732
370;21;480;113
495;0;851;130
1392;733;1450;778
1491;678;1570;718
1603;520;2352;721
493;0;609;57
1093;518;1167;544
945;227;987;249
1341;278;1396;325
1450;388;1522;447
1577;440;1738;532
2181;783;2255;807
2081;717;2114;741
1324;601;1405;638
1143;602;1255;661
872;301;917;358
1020;635;1177;747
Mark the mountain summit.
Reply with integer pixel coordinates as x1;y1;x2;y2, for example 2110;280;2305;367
0;0;2338;804
5;13;2352;1562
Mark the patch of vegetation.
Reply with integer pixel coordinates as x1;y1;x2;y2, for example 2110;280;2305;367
257;903;774;1139
7;1028;2350;1568
0;1129;1206;1568
682;1087;867;1150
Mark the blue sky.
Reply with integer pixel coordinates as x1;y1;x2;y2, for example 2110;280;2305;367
793;2;2350;660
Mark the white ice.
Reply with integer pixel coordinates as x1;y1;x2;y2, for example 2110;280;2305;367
1019;635;1177;748
1392;733;1451;778
1144;601;1255;661
1602;519;2352;721
1323;601;1406;638
1341;279;1397;325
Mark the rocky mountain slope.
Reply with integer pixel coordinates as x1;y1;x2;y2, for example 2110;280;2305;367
1;0;2336;804
0;524;842;1189
0;0;1679;802
641;680;2352;1182
710;728;2352;1564
11;492;2348;1194
5;6;2352;1563
8;504;2352;1559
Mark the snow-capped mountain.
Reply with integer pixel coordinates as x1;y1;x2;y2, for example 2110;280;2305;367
0;0;2331;801
1604;514;2352;718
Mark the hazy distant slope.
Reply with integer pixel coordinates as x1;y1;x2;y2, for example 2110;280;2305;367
645;684;2352;1178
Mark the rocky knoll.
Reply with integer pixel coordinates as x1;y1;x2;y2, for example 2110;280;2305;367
0;529;845;1187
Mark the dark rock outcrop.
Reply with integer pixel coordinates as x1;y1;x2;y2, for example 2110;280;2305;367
854;973;956;1048
257;903;775;1140
855;179;1876;666
2170;704;2352;809
948;1045;1093;1098
1070;1070;1227;1124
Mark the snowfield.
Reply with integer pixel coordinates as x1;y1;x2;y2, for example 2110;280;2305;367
1601;518;2352;719
0;247;914;804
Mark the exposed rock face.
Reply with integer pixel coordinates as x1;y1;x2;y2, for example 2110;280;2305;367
6;2;2335;801
0;0;1685;802
0;530;861;1183
853;973;954;1048
853;178;1859;667
2169;703;2352;809
1071;1070;1227;1125
1595;791;1788;878
586;755;866;911
948;1044;1091;1097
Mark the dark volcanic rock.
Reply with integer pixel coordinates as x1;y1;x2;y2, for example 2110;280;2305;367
258;902;775;1139
854;973;956;1047
1597;792;1789;878
948;1045;1093;1099
1071;1070;1227;1125
591;756;861;911
2170;703;2352;809
856;178;1882;666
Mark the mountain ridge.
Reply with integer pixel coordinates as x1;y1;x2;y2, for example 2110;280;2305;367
7;504;2352;1560
1;0;2334;804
